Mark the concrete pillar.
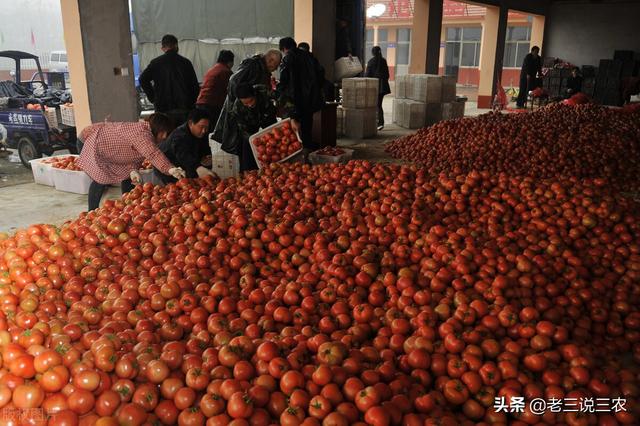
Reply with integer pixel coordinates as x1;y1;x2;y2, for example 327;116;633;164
60;0;138;130
386;28;397;68
294;0;337;79
409;0;443;75
373;25;379;46
60;0;90;131
294;0;314;46
530;15;545;53
477;5;508;109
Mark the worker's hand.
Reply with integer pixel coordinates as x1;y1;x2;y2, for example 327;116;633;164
130;170;142;185
291;119;301;134
168;167;186;179
196;166;215;178
201;155;212;167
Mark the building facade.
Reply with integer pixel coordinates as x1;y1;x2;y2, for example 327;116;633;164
366;0;533;88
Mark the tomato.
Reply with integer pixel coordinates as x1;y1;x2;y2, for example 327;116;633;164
227;392;254;419
117;403;148;426
355;386;380;413
12;383;44;409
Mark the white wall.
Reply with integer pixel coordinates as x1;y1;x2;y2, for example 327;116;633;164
0;0;66;70
544;0;640;66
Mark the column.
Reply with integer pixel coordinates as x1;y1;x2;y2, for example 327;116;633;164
294;0;313;46
477;5;508;109
409;0;443;75
60;0;138;130
386;28;397;80
530;15;545;53
60;0;90;131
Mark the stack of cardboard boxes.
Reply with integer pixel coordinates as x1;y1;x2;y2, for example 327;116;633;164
393;75;465;129
340;78;379;139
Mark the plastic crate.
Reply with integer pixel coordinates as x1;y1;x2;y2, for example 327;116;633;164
441;75;457;102
60;104;75;126
44;108;59;129
52;164;92;195
343;108;377;139
335;56;363;81
29;158;55;186
249;118;303;169
308;148;353;165
209;137;240;179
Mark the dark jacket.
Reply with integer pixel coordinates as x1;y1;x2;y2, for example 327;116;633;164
567;75;583;93
139;50;200;113
521;53;542;78
197;62;233;109
213;55;274;154
335;25;352;59
214;86;276;158
276;48;324;120
155;123;210;183
365;55;391;96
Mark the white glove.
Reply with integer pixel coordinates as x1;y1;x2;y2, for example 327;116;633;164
168;167;186;179
130;170;142;185
196;166;215;178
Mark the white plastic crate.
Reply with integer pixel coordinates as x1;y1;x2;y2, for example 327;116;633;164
29;158;55;186
335;56;363;81
308;148;353;165
209;137;240;179
139;169;155;184
60;104;75;126
248;118;303;169
44;108;59;129
52;165;92;194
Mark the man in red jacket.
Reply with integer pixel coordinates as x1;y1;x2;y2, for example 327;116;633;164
197;50;235;126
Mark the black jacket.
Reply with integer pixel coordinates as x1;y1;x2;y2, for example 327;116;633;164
521;53;542;78
365;56;391;96
567;75;583;93
155;123;209;183
139;50;200;113
213;55;274;155
276;48;324;120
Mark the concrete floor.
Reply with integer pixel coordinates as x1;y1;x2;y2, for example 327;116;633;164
0;95;489;234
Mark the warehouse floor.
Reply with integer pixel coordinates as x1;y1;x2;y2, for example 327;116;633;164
0;97;486;234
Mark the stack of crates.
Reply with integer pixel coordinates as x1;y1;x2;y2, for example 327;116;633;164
341;78;378;139
393;74;463;129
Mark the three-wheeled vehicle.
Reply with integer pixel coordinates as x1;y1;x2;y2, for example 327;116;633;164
0;50;77;167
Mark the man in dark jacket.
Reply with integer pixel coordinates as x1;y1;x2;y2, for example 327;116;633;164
139;34;200;125
365;46;391;130
277;37;324;151
197;50;235;126
154;108;213;184
516;46;543;108
213;50;282;156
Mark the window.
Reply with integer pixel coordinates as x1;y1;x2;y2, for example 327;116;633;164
51;53;59;62
59;53;67;62
396;28;411;66
503;26;531;68
377;29;389;59
365;29;374;62
444;26;481;68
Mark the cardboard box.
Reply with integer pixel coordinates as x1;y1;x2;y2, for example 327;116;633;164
425;103;443;126
343;108;377;139
395;99;426;129
441;101;465;120
342;78;379;109
410;75;442;103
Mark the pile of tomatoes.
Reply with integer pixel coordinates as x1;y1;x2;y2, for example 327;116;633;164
0;162;639;426
44;156;82;171
251;121;302;167
386;104;640;190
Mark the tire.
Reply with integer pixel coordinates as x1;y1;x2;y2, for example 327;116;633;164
18;136;41;168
